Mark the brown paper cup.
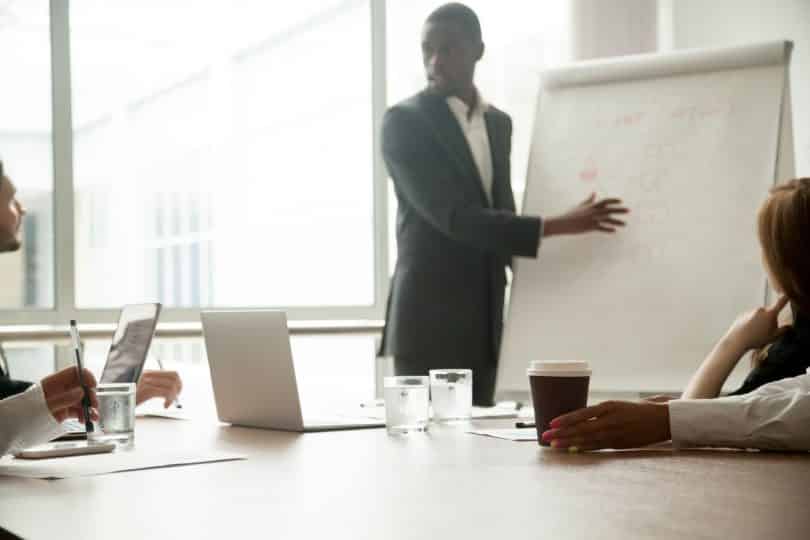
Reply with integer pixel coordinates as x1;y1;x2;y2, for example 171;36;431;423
527;361;591;446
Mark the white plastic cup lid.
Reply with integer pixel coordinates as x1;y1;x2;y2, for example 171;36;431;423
527;360;591;377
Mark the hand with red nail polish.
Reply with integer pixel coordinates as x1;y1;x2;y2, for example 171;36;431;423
545;400;672;451
541;429;556;443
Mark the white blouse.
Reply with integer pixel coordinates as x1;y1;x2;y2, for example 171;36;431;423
0;384;63;456
669;369;810;450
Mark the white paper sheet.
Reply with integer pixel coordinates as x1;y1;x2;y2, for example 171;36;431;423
136;408;191;421
352;405;520;421
0;449;245;479
466;429;538;441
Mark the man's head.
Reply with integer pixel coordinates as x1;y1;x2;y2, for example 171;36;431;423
422;3;484;97
0;160;26;253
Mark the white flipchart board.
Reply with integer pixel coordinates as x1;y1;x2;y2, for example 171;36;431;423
498;41;795;395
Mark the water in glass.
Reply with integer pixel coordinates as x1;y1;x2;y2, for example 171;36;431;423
430;370;472;421
384;377;429;435
89;383;136;447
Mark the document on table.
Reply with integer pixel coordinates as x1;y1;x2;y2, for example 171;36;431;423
0;449;246;480
353;405;521;421
61;407;192;431
136;407;191;421
466;428;538;441
470;406;521;420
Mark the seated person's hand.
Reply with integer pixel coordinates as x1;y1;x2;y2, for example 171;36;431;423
725;295;789;352
41;366;99;423
136;370;182;408
541;400;671;451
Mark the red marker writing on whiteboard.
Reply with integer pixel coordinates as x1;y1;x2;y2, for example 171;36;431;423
579;166;598;182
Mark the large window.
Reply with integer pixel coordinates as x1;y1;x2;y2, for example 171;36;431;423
0;2;54;309
70;1;375;309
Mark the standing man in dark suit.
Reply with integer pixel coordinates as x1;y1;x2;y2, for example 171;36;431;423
379;3;629;406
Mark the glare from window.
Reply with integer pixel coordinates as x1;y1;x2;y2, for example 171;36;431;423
0;2;54;308
71;0;375;308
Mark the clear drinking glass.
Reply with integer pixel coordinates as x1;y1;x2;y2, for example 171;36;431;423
88;383;136;447
383;376;430;435
429;369;473;422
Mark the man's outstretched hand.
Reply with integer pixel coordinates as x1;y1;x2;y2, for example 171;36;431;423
543;193;629;236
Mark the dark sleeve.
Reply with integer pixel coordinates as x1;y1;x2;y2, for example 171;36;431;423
728;350;809;396
382;107;541;258
728;371;769;397
0;378;34;400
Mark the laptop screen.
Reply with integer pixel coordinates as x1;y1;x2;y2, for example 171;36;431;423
100;303;162;384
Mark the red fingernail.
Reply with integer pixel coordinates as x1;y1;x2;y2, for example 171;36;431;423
549;418;561;428
541;430;556;442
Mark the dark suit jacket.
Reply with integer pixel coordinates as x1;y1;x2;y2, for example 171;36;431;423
0;360;32;400
379;90;541;374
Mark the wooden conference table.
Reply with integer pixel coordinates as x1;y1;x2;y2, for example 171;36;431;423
1;417;809;540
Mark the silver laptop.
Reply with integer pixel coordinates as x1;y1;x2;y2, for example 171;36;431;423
201;310;384;432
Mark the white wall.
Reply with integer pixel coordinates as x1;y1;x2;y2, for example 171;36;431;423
570;0;658;60
670;0;810;177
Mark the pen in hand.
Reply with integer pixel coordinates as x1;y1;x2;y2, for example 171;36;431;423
359;399;384;408
155;356;183;409
69;319;94;433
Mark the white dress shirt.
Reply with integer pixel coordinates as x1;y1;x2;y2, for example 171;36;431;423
669;370;810;450
445;90;543;251
0;384;62;456
446;92;494;206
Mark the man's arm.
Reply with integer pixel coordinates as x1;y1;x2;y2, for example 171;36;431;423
383;107;542;258
1;366;99;456
0;385;62;455
383;108;629;257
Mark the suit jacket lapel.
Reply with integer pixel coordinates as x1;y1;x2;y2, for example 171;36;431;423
418;91;489;207
486;109;516;213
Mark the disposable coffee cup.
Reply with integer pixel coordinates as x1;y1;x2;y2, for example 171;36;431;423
527;361;591;446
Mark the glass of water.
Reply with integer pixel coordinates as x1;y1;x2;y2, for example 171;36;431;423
429;369;473;422
88;383;136;447
383;376;430;435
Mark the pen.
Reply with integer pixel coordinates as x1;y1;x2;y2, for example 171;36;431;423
69;320;94;433
515;421;536;429
360;399;384;408
155;356;183;409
